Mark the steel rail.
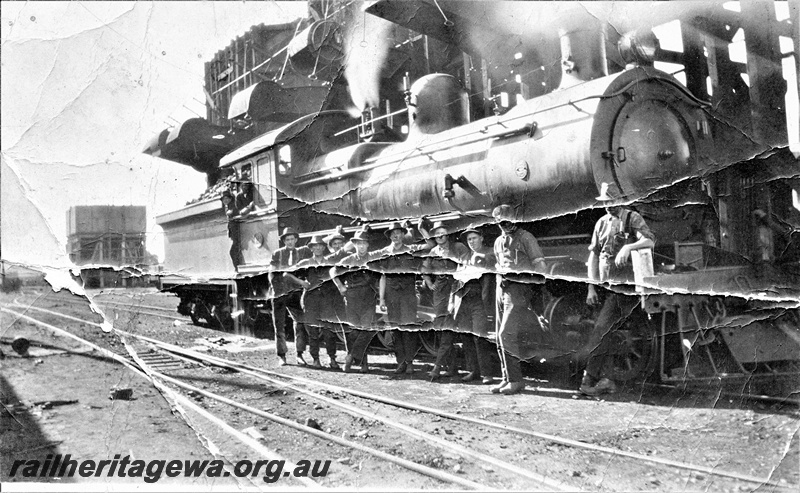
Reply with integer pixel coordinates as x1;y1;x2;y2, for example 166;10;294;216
642;382;800;407
97;302;186;321
122;330;790;489
139;340;571;491
95;299;177;313
0;306;314;488
267;371;795;489
109;307;186;321
120;339;317;489
1;306;491;490
19;299;186;323
120;339;314;489
150;370;490;491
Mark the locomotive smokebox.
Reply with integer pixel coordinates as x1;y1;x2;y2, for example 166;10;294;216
407;74;468;139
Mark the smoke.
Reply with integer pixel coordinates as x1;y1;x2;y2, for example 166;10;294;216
343;0;393;110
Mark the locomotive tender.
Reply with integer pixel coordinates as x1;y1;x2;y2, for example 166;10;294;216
151;0;800;388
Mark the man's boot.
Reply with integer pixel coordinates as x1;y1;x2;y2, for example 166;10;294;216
490;380;508;394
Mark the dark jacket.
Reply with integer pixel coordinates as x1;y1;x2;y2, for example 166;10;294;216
452;250;496;320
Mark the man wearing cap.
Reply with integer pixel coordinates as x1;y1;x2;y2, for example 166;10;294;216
220;189;240;269
581;184;655;396
372;222;427;374
331;229;379;373
491;204;546;395
235;181;255;217
452;225;497;384
294;235;338;369
269;227;312;366
419;220;468;379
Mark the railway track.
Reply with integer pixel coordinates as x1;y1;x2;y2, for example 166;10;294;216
98;301;186;320
4;301;797;491
39;291;460;358
1;304;549;490
93;297;189;322
94;299;178;314
28;290;188;322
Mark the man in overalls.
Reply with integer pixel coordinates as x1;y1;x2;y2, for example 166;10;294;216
581;184;654;396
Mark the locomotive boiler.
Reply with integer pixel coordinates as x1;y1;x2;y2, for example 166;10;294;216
279;66;714;225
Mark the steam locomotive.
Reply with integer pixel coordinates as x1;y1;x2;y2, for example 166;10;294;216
152;0;800;389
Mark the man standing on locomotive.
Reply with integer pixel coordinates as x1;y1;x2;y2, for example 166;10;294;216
452;225;497;384
331;229;379;373
581;184;655;396
419;220;468;380
219;189;240;269
269;227;311;366
293;235;338;369
234;180;255;217
373;222;426;375
492;204;547;395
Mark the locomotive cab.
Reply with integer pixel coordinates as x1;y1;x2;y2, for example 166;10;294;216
218;110;361;273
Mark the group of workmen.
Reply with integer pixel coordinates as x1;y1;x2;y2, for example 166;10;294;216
225;185;655;396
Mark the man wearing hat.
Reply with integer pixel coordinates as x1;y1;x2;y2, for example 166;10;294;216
491;204;546;395
419;220;468;379
294;235;339;369
320;226;350;359
451;224;497;384
269;227;312;366
331;229;380;372
324;226;349;262
220;189;240;269
581;183;654;396
372;222;427;374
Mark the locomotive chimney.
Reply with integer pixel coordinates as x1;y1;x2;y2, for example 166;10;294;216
406;74;468;140
557;24;608;89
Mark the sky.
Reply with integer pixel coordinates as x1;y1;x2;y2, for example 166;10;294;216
1;1;308;269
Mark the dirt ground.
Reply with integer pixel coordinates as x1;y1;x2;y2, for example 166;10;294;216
1;287;798;491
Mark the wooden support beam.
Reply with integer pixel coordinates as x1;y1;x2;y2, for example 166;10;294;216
741;0;787;147
481;58;492;117
682;22;710;100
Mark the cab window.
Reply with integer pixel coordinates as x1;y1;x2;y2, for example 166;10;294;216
256;155;274;207
277;146;292;176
